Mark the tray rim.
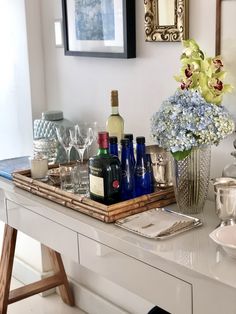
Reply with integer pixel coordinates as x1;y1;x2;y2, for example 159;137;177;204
12;167;176;223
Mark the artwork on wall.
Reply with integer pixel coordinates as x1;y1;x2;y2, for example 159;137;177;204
61;0;136;58
144;0;189;42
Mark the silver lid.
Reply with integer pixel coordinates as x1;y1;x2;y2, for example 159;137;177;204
42;110;63;121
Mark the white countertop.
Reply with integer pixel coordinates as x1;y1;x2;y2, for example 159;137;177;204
1;177;236;291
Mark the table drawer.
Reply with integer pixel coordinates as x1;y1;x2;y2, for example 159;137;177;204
6;199;79;262
0;188;7;223
79;235;192;314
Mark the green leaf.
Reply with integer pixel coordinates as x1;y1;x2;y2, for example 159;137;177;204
171;149;192;161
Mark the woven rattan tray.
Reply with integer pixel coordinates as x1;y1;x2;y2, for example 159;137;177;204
12;168;175;223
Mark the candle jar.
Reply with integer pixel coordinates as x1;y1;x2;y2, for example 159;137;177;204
29;155;48;180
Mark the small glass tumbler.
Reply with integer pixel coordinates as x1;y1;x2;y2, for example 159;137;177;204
72;162;89;195
59;165;74;193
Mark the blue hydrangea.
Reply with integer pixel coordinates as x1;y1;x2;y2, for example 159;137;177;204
151;90;235;153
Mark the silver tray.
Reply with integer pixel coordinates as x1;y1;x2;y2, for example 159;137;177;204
115;208;202;240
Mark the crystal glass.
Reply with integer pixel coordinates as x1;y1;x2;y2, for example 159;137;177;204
72;161;89;195
56;126;74;163
70;123;94;163
171;146;211;214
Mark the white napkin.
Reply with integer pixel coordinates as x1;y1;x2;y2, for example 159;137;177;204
115;208;200;239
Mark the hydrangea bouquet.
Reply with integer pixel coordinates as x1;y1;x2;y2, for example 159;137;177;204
151;39;235;161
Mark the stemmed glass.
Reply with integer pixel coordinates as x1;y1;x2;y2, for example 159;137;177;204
70;123;94;163
55;126;74;163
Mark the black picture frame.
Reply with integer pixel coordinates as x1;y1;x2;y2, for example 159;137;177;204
61;0;136;59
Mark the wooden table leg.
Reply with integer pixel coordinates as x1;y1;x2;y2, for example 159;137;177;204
0;225;17;314
48;249;74;306
0;224;74;313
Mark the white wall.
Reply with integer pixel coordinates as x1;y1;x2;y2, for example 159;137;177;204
0;0;33;159
25;0;47;120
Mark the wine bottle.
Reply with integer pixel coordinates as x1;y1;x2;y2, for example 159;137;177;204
120;138;135;201
134;136;151;197
109;136;118;157
106;90;124;144
88;132;121;205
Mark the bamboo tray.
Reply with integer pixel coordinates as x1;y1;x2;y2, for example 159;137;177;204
12;168;176;223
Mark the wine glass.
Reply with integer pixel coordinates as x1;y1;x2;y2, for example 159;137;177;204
70;123;94;163
55;126;74;163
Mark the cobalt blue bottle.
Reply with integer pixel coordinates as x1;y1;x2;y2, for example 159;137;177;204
124;134;135;168
120;138;135;201
109;136;118;157
134;136;150;197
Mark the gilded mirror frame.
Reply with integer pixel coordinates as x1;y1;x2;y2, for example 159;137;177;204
144;0;189;42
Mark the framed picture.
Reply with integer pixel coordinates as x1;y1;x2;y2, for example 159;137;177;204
61;0;136;58
144;0;189;42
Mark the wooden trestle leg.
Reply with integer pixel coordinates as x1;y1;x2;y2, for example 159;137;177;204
0;224;74;314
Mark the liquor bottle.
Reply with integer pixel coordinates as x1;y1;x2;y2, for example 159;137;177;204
106;90;124;144
120;138;135;201
124;134;135;167
88;132;121;205
109;136;118;157
134;136;151;197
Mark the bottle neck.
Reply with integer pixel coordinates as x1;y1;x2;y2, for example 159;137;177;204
109;143;118;156
97;148;109;155
136;144;146;161
121;146;130;160
111;106;119;115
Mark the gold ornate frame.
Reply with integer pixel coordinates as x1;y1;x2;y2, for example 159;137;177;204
144;0;189;42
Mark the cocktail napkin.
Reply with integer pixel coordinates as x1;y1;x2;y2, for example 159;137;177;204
115;208;202;239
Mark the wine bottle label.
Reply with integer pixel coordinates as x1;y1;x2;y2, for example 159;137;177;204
89;174;104;197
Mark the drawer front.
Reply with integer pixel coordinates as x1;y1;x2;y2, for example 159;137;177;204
0;188;7;223
79;235;192;314
6;199;79;262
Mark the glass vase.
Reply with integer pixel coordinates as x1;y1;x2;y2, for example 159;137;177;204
172;146;211;214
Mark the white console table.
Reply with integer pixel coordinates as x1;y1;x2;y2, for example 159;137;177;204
0;177;236;314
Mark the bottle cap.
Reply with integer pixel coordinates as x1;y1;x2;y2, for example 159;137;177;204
111;90;118;107
124;134;133;142
109;136;118;144
120;138;129;146
136;136;145;144
98;132;109;148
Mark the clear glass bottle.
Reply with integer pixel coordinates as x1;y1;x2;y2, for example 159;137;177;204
109;136;118;157
120;138;135;201
88;132;121;205
106;90;124;144
124;134;135;168
134;136;151;197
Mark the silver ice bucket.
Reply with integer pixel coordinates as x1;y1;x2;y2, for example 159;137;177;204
146;145;173;189
211;177;236;225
